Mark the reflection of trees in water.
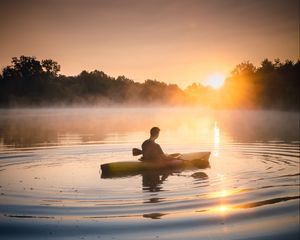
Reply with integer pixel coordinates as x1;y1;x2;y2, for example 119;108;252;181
215;111;299;142
0;108;298;148
0;108;200;148
0;118;58;148
0;113;106;148
0;129;55;148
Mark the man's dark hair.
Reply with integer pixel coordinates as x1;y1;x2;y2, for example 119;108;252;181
150;127;160;137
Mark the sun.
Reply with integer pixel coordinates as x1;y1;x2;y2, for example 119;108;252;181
203;73;226;89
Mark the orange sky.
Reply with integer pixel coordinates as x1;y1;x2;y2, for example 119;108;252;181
0;0;299;88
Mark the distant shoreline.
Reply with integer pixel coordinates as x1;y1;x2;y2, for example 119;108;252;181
1;56;299;110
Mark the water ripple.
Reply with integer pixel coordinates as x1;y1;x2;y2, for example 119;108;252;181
0;136;299;239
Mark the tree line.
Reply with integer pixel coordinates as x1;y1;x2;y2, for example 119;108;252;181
219;59;300;109
0;56;299;109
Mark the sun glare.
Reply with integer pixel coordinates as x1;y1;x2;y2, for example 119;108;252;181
203;73;226;89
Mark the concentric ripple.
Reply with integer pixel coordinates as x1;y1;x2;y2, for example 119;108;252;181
0;141;299;239
0;108;299;239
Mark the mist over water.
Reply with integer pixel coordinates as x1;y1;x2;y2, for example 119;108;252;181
0;107;299;239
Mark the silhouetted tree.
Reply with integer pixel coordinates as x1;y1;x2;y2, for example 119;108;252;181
41;59;60;76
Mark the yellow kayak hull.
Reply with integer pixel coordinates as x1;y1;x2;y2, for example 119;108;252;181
101;152;210;178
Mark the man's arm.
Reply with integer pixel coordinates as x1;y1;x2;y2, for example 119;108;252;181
156;144;167;160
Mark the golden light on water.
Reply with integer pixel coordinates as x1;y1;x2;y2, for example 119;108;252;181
207;188;244;199
207;188;251;215
219;190;229;198
213;121;220;157
217;205;231;213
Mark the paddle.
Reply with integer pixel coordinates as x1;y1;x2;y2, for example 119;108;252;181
168;153;182;159
132;148;183;160
132;148;143;156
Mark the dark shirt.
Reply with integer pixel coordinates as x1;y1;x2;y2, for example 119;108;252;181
141;139;165;161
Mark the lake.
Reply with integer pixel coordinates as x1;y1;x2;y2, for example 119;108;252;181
0;107;299;239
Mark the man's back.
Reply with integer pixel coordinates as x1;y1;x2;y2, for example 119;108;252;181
141;139;165;161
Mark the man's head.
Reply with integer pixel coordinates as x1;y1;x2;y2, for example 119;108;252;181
150;127;160;139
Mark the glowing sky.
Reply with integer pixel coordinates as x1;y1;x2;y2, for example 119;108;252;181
0;0;299;87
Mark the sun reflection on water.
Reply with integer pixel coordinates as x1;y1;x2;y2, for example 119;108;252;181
206;188;246;199
213;121;220;157
216;205;231;213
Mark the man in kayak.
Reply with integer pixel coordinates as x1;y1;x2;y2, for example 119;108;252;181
141;127;166;161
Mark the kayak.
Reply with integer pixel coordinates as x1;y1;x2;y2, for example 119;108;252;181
101;152;211;178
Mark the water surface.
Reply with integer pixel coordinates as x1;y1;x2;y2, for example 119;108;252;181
0;108;299;239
